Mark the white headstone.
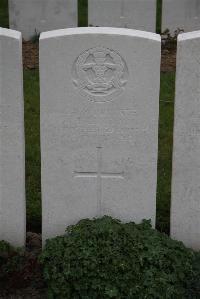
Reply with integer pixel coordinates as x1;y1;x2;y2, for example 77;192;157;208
0;28;25;247
162;0;200;34
40;27;161;242
88;0;157;32
171;31;200;250
9;0;77;41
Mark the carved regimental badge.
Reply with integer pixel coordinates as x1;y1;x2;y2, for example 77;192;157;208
72;47;128;102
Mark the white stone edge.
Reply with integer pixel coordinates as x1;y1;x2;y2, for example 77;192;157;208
40;27;161;42
178;30;200;42
0;27;21;40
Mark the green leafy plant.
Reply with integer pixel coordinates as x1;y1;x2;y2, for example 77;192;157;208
40;216;200;298
0;240;41;291
0;241;23;288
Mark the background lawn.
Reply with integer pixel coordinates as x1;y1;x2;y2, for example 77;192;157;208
24;70;41;231
0;0;175;234
157;73;175;233
156;0;162;33
0;0;8;28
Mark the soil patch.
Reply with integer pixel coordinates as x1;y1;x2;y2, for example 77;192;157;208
23;41;39;70
161;46;176;72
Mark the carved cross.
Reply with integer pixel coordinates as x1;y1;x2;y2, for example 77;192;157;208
120;0;126;28
74;147;124;215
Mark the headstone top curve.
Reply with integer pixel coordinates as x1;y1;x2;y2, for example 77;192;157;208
40;27;161;42
0;27;21;40
178;30;200;42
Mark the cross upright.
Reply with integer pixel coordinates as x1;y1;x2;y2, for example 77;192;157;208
74;146;125;216
120;0;127;28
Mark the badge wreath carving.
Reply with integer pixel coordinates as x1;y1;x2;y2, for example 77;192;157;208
73;47;128;102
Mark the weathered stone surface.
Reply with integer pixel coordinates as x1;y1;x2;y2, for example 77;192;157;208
162;0;200;34
9;0;77;41
40;27;161;242
0;28;25;247
88;0;156;32
171;31;200;250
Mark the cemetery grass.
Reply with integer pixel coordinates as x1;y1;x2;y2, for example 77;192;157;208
24;70;41;232
79;0;88;27
157;72;175;234
156;0;162;33
0;0;8;28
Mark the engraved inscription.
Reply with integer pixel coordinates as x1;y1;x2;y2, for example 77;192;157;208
73;47;128;102
74;147;125;215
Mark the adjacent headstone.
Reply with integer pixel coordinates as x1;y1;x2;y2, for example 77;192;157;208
171;31;200;250
0;28;25;247
162;0;200;34
40;27;161;242
9;0;77;41
88;0;157;32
